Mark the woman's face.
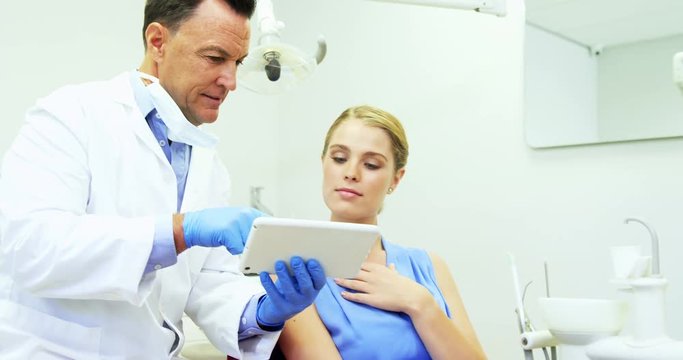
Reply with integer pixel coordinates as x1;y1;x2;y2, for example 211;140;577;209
322;118;404;224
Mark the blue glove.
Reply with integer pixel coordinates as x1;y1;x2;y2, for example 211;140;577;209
256;256;327;328
183;207;264;254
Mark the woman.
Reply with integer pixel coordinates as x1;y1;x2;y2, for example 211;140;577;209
277;105;486;359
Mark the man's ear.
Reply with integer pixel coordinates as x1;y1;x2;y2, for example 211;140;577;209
144;22;167;61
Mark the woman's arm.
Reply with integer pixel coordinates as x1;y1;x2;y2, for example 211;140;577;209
335;258;486;360
409;253;486;360
278;304;342;360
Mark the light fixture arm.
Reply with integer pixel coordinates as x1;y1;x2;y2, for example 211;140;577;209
255;0;284;45
254;0;326;65
364;0;506;16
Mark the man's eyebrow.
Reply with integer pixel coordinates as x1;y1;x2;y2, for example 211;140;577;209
199;45;229;57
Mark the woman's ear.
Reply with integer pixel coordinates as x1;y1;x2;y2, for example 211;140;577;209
389;167;406;194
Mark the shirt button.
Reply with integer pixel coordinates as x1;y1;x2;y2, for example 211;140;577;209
154;264;162;270
242;317;247;325
159;140;166;147
155;112;162;119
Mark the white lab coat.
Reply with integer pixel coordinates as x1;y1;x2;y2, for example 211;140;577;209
0;72;278;359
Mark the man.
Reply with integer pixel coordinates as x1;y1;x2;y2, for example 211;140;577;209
0;0;325;358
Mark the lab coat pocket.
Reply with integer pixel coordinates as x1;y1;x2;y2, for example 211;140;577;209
0;300;102;358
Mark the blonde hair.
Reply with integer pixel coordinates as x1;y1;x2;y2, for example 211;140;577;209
322;105;409;172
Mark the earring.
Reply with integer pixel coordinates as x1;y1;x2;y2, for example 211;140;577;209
387;187;394;194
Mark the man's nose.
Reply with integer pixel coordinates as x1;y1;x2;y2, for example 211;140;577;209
217;63;238;91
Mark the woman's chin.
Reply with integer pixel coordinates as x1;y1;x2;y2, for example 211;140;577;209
330;211;375;224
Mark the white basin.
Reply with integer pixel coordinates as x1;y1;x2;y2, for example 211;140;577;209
538;297;628;345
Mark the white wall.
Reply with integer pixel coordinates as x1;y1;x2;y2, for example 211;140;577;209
4;1;683;359
0;2;144;161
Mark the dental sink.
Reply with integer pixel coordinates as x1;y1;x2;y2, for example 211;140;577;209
538;297;628;345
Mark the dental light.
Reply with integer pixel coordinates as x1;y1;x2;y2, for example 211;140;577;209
238;0;506;95
238;0;326;95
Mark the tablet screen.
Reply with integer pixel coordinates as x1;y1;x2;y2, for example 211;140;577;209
239;217;380;279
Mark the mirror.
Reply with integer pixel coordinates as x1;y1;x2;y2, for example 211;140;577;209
524;0;683;148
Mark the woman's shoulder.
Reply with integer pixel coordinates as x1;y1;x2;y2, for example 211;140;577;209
427;251;451;274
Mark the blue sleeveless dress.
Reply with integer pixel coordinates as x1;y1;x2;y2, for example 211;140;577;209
314;239;451;360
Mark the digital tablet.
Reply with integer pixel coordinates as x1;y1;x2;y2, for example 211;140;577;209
239;217;380;279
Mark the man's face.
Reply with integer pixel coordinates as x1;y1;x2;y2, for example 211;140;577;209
155;0;251;125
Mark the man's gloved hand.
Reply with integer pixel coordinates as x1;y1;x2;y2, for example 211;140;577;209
182;207;264;254
256;256;327;329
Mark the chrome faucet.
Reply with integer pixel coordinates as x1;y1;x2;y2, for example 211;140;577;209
624;217;660;276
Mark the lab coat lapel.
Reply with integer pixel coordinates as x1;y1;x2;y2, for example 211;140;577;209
109;72;174;170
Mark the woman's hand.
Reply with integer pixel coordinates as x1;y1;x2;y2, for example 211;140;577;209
334;262;433;315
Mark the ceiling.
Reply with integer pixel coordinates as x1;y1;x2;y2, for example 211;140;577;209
525;0;683;49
